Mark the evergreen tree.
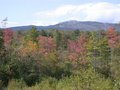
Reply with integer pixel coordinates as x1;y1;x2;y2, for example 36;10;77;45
0;30;4;49
25;26;39;42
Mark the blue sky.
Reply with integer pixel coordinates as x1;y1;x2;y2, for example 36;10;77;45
0;0;120;27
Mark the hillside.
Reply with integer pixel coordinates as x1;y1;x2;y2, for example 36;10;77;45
10;20;120;31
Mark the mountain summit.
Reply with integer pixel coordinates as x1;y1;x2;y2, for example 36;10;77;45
11;20;120;31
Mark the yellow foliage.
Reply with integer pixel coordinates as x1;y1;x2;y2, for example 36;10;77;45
18;40;38;56
45;52;57;62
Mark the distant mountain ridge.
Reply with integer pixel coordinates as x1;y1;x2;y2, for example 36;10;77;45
10;20;120;31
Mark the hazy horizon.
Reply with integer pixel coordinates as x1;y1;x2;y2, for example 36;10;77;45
5;20;119;28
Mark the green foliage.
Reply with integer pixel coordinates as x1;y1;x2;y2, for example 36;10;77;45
109;48;120;89
1;28;120;90
0;48;13;89
11;55;41;86
24;26;39;42
0;30;4;49
40;30;48;36
53;30;62;49
71;29;80;40
7;68;116;90
87;31;111;77
39;52;72;79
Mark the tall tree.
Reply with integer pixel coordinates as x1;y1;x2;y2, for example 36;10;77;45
0;30;4;49
107;27;120;86
37;36;56;56
68;35;88;66
53;30;62;49
3;28;14;47
25;26;39;42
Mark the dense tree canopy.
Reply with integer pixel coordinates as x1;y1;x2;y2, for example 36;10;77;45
0;27;120;90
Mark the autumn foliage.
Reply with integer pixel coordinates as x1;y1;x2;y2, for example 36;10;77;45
107;27;120;48
68;35;88;64
3;28;14;46
37;36;56;55
18;40;38;57
1;27;120;90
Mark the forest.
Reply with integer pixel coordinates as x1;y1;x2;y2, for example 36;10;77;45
0;26;120;90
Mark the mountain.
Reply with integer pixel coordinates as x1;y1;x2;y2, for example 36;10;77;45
10;20;120;31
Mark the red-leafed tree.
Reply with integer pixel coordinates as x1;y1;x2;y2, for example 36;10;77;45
68;35;88;65
3;28;14;47
37;36;56;56
107;27;120;49
107;27;120;80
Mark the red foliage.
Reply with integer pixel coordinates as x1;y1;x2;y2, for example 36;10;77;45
37;36;56;55
107;27;120;49
68;35;88;64
3;28;14;46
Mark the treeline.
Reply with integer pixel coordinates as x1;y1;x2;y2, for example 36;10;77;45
0;26;120;90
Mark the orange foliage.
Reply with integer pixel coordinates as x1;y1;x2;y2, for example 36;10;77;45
18;40;38;57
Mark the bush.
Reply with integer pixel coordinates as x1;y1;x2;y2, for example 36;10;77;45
7;68;116;90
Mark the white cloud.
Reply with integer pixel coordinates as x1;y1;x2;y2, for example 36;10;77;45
35;5;77;18
83;2;120;22
35;2;120;25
